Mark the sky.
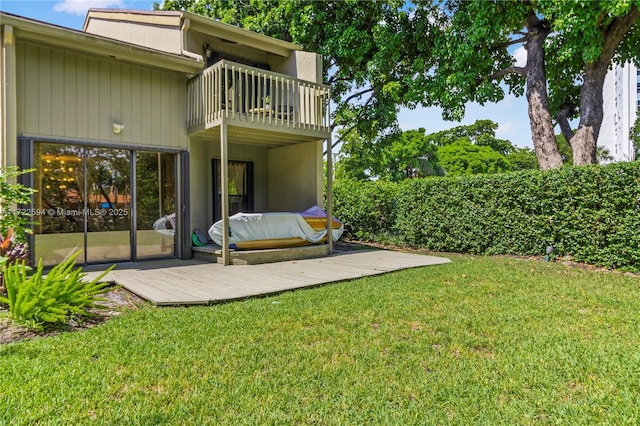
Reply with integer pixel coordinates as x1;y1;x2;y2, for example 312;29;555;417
0;0;535;148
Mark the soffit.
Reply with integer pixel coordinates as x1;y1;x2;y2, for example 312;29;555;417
183;11;302;57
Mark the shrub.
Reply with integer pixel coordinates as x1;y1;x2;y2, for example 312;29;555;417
0;251;115;330
0;167;34;291
333;178;399;241
0;228;29;294
0;167;35;242
333;162;640;270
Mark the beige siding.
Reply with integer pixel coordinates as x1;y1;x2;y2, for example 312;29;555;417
271;51;323;84
268;140;323;212
15;41;189;149
84;20;183;55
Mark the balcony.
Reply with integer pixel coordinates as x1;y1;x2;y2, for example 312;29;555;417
187;60;331;141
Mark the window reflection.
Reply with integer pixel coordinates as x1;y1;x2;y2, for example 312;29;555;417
136;152;176;259
33;143;177;265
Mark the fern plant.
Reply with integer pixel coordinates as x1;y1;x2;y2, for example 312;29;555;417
0;251;115;330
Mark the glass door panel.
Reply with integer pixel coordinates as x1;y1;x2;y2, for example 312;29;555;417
33;142;178;265
136;152;176;259
85;147;132;263
33;143;85;265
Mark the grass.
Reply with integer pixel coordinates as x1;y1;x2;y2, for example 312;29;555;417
2;255;640;424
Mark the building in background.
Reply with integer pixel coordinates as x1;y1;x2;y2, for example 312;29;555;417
598;62;638;162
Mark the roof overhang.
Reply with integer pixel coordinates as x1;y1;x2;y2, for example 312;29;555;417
83;9;183;30
83;9;303;58
183;11;302;57
1;12;203;75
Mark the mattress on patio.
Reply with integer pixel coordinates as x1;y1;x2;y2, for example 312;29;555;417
208;208;343;250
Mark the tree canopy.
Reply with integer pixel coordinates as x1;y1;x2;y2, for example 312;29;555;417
336;120;536;180
418;0;640;168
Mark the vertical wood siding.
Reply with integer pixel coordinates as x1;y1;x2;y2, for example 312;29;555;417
16;42;188;149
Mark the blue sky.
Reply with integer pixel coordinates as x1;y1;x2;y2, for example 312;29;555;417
0;0;534;148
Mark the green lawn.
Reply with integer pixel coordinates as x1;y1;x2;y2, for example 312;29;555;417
2;255;640;424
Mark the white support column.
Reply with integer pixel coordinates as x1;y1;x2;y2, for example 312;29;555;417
2;25;17;168
326;135;333;255
220;122;231;265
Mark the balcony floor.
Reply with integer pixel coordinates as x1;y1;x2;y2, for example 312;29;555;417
189;115;330;147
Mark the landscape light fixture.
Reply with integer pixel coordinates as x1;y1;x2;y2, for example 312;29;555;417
112;123;124;134
544;245;554;262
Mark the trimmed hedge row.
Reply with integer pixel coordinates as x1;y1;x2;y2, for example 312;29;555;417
333;162;640;270
333;178;400;241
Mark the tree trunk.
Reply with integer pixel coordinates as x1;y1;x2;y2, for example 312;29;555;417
556;105;576;145
570;8;639;165
571;65;607;165
524;18;564;170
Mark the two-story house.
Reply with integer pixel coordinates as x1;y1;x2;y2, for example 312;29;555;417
0;9;332;266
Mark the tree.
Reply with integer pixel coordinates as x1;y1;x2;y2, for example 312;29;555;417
336;120;521;180
596;147;614;163
555;134;573;164
547;3;640;165
377;129;443;180
437;140;511;176
631;116;640;159
334;128;382;181
418;0;640;168
335;127;442;181
505;148;539;171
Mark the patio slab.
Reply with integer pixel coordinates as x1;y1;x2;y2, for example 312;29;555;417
84;248;451;305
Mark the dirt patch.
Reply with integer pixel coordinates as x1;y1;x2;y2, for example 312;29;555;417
0;286;146;345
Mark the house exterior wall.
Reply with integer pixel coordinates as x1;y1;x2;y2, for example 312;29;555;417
188;138;268;233
1;24;18;169
271;50;323;84
84;19;183;55
598;62;638;162
84;10;322;86
268;140;323;212
15;41;189;150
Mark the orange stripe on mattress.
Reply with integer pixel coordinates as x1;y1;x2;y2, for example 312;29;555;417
303;218;342;231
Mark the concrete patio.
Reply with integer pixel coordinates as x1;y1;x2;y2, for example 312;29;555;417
84;247;451;305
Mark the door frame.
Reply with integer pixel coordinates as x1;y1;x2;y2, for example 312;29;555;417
212;158;254;223
19;137;186;266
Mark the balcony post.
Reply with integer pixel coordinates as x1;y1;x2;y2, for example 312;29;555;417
326;134;333;255
220;122;230;265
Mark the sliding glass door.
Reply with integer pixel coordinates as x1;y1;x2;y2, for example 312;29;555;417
33;142;178;266
136;152;177;259
34;143;85;264
85;147;132;263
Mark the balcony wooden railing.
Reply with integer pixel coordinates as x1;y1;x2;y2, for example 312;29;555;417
187;60;331;135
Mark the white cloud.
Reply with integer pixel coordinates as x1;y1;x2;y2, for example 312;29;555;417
512;46;527;68
496;121;516;135
53;0;126;16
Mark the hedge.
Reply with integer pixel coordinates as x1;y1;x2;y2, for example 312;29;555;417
333;178;400;241
333;162;640;270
